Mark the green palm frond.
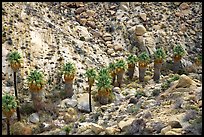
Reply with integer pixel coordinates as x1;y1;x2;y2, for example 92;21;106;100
7;51;22;63
96;68;112;90
27;70;45;85
115;59;127;70
138;52;150;62
85;68;97;79
108;62;116;72
154;48;166;60
2;94;17;112
127;54;138;64
62;62;76;75
98;67;110;76
173;45;186;57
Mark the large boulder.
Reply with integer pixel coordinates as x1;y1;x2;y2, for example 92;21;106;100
135;25;147;36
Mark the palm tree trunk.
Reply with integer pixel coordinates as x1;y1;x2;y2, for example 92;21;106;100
112;75;116;86
99;96;109;105
64;81;74;98
173;59;181;73
89;85;92;112
139;67;146;82
6;118;10;135
117;71;125;88
14;72;21;121
128;65;135;80
153;63;162;82
98;90;109;105
31;91;44;112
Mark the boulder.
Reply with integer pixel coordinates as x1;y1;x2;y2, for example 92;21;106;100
86;21;96;29
118;117;135;131
75;7;86;14
29;113;40;124
176;74;194;88
135;25;147;36
168;121;182;128
139;13;147;21
127;118;146;135
161;126;172;135
179;2;189;10
75;26;91;41
105;126;120;135
86;10;95;17
165;130;181;135
114;44;123;51
77;93;92;112
60;98;78;108
107;48;115;55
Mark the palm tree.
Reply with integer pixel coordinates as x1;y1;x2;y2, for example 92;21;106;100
138;52;150;82
126;54;138;80
115;59;127;88
108;62;116;86
2;94;18;135
173;45;186;73
85;68;97;112
7;51;22;121
62;62;76;98
27;70;46;111
153;48;166;82
96;68;114;105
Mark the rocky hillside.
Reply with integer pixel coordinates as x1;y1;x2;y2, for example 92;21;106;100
2;2;202;135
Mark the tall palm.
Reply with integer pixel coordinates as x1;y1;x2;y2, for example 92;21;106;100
153;48;166;82
115;59;127;88
7;51;22;121
85;68;97;112
96;68;113;105
138;52;150;82
2;94;18;135
27;70;46;111
173;45;186;73
126;54;138;80
62;62;76;98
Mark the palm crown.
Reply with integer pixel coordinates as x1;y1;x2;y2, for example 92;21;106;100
127;54;138;64
7;51;22;64
115;59;127;71
138;52;150;63
62;62;76;75
96;68;112;90
85;68;97;79
2;94;17;112
154;48;166;60
173;45;185;57
27;70;45;87
108;62;116;73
